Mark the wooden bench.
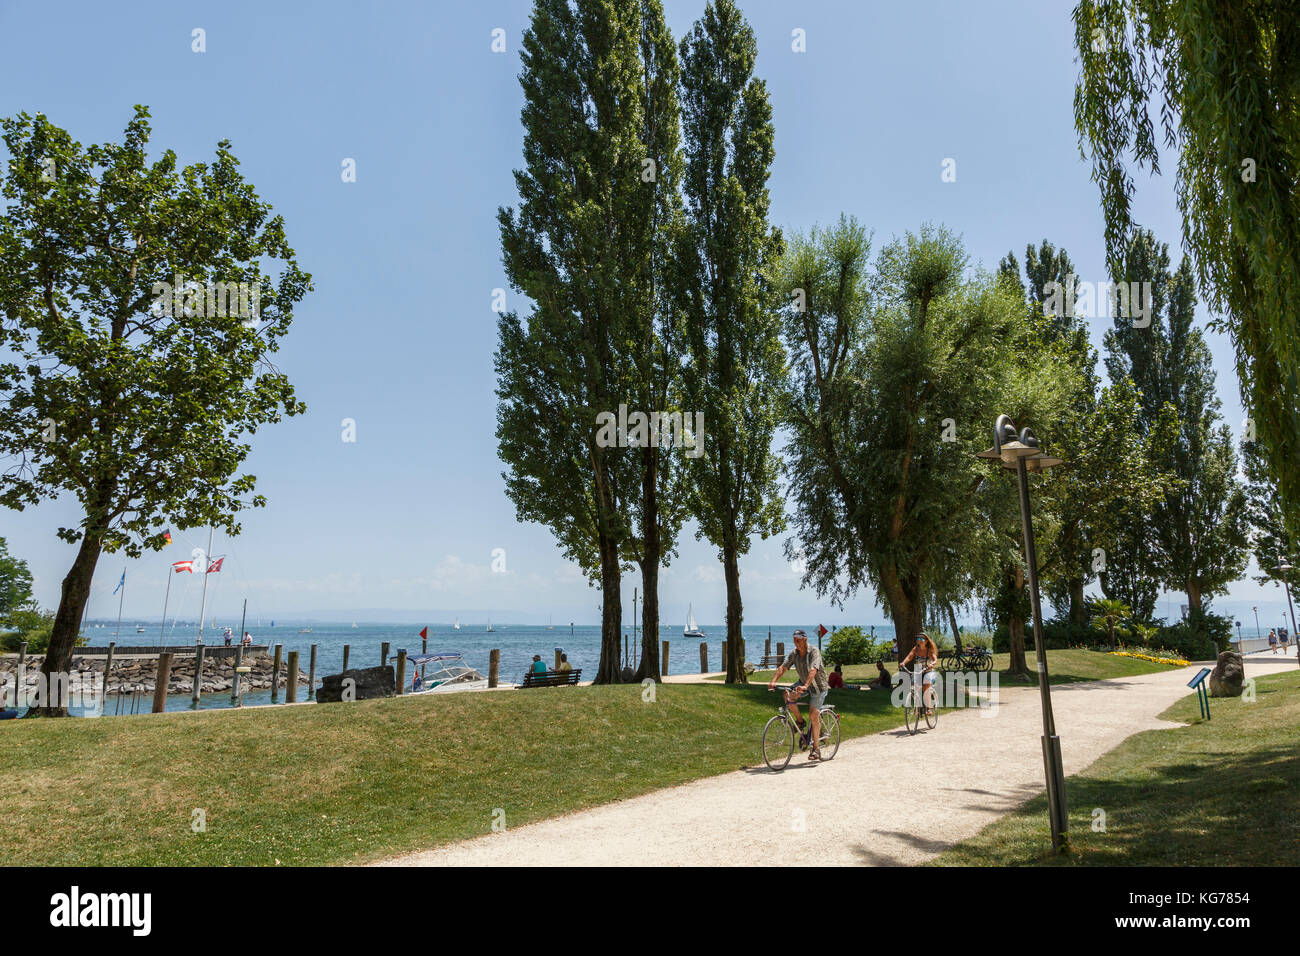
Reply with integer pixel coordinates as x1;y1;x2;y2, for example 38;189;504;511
519;668;582;688
759;655;785;668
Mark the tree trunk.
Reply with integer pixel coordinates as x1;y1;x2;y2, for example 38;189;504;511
634;448;661;682
880;564;924;662
30;528;104;716
945;601;962;654
594;531;624;685
1006;565;1030;678
1186;579;1202;613
723;542;746;684
1068;577;1087;626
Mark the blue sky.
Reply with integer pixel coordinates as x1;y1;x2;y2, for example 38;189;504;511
0;0;1290;631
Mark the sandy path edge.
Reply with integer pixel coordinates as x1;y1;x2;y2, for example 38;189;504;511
374;659;1295;867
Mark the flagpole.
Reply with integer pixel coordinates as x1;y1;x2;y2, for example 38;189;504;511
114;570;125;639
197;526;214;644
160;565;174;647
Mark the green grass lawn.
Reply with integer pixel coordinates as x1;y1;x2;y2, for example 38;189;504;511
2;679;915;866
931;669;1300;866
721;648;1177;686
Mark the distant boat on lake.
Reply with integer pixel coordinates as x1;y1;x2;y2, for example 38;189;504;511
684;604;705;638
454;617;461;630
486;618;494;633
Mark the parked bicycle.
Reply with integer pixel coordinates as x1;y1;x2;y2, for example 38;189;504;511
902;660;938;734
762;685;841;770
939;645;994;672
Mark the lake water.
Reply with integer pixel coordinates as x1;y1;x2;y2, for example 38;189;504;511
76;621;898;713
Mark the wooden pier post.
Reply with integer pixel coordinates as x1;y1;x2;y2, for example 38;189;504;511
381;641;390;666
395;649;407;695
286;650;299;704
662;640;669;676
342;644;350;674
192;644;206;706
488;649;500;689
765;635;771;658
16;641;26;708
231;644;243;704
101;641;115;704
699;642;707;674
777;641;785;661
308;644;317;700
554;647;561;670
152;653;174;714
271;644;283;704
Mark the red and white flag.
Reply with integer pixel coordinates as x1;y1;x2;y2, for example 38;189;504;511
419;626;428;640
817;624;828;638
206;557;224;573
172;560;194;573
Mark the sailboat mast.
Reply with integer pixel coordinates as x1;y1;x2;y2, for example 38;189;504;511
196;526;214;643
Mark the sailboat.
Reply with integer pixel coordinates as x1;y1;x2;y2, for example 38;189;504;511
453;617;460;630
351;622;358;629
485;618;495;633
547;614;553;631
683;604;705;638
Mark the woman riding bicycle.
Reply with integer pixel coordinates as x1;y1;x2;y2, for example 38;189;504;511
900;633;939;714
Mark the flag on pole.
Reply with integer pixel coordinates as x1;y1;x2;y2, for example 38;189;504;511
419;626;428;640
172;560;194;573
112;570;126;595
817;624;828;638
163;528;172;544
205;557;224;573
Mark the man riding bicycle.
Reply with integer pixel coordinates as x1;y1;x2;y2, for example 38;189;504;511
900;632;939;715
767;630;829;761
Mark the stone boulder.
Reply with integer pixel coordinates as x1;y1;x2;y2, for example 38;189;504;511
1208;650;1244;698
316;665;395;703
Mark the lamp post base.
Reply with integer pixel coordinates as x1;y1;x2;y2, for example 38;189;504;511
1042;734;1069;853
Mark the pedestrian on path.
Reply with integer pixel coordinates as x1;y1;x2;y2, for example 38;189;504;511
1268;629;1278;653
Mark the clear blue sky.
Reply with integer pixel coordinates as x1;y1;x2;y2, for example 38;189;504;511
0;0;1288;631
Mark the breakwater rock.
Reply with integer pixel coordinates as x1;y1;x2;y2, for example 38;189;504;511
0;651;311;697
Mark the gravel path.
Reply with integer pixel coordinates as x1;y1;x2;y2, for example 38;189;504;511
377;660;1295;867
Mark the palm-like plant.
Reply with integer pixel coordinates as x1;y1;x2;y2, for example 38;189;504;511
1089;598;1132;651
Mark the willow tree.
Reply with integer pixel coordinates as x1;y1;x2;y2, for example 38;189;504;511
1074;0;1300;546
0;107;310;715
673;0;784;683
781;219;1059;663
496;0;668;683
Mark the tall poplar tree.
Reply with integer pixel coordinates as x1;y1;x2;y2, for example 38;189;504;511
674;0;784;683
1074;0;1300;548
496;0;664;683
1104;231;1249;613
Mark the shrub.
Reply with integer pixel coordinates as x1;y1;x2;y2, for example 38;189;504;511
824;626;871;666
1;606;57;653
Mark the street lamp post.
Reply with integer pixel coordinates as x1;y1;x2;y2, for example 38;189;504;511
977;415;1069;854
1253;606;1261;641
1278;564;1298;666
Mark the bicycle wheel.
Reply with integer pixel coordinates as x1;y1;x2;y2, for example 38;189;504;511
982;652;995;672
816;709;841;760
924;684;938;729
762;714;795;771
904;697;919;735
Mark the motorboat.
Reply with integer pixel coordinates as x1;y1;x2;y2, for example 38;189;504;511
405;652;489;694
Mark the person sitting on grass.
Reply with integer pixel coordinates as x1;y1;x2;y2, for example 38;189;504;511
867;660;893;690
766;630;829;762
828;663;845;689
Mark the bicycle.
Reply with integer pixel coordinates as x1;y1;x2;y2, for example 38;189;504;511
939;645;993;672
761;685;841;771
902;660;938;734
